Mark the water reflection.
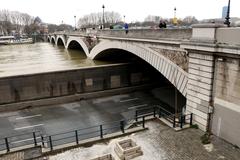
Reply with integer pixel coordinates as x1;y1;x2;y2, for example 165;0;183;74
0;43;112;77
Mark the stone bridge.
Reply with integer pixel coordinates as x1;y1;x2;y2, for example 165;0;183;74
48;29;191;97
49;24;240;147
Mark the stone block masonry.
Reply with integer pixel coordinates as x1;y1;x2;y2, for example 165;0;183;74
186;52;214;131
212;57;240;147
114;139;143;160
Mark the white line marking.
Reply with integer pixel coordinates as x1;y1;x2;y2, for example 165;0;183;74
128;104;148;110
16;114;42;120
120;98;139;103
14;124;44;130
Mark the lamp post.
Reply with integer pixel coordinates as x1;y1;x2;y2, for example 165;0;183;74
124;15;126;23
224;0;231;27
173;7;177;25
102;4;105;29
74;16;76;30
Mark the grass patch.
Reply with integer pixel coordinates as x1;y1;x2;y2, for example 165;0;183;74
190;124;199;129
201;133;211;144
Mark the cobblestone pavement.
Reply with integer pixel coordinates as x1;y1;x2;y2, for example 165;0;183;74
48;119;240;160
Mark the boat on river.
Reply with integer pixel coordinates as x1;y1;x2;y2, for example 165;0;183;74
0;36;34;45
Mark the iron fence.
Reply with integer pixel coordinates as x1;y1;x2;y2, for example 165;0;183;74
0;131;42;153
135;105;193;129
0;105;193;154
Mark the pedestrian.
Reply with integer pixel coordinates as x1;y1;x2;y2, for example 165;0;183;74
159;20;163;28
124;23;129;34
162;21;167;28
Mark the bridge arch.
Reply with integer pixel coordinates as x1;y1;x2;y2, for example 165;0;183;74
90;41;188;97
50;36;56;44
66;37;89;55
47;36;51;43
56;36;65;46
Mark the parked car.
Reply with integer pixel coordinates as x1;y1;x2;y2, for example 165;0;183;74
113;25;124;29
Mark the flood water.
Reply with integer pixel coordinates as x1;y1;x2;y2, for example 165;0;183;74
0;43;113;78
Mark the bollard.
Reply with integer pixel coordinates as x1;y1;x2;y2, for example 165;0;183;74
33;132;37;146
75;130;79;144
5;137;10;152
100;125;103;139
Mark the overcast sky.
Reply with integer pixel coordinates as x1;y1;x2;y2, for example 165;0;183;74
0;0;239;25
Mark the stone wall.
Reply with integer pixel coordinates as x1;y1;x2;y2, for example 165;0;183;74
186;52;214;131
0;63;161;105
212;57;240;147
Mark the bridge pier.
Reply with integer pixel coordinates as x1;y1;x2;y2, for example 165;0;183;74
186;51;215;131
182;24;225;131
182;24;240;147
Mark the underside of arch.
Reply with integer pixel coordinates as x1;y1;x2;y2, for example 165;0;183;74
66;37;89;55
90;41;188;97
56;37;65;46
51;37;55;44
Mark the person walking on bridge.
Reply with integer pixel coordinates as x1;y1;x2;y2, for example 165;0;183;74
124;23;129;34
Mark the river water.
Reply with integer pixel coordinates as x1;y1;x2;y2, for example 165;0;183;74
0;43;112;78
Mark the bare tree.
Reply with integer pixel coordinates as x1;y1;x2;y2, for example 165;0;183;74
77;11;121;28
0;9;35;35
144;15;161;23
182;16;198;26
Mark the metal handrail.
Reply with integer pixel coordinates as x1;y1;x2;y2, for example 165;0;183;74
0;105;193;153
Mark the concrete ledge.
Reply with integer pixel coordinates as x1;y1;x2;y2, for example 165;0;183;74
0;146;42;160
191;23;226;28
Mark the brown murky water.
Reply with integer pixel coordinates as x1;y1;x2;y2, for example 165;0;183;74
0;43;112;78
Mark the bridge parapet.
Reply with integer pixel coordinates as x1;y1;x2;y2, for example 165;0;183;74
52;29;191;40
87;28;192;41
190;23;240;48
